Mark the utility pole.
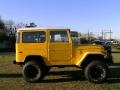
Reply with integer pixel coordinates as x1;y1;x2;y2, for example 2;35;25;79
110;29;112;40
104;32;106;40
88;30;90;43
105;29;113;40
101;30;104;40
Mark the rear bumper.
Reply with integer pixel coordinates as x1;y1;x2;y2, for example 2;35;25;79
13;60;24;65
13;60;16;64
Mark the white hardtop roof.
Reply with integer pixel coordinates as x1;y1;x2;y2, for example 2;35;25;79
17;27;70;31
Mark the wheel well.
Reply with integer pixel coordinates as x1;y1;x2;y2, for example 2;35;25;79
80;54;104;68
24;55;46;66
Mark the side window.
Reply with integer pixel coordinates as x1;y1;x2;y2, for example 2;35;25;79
50;31;69;42
22;31;46;43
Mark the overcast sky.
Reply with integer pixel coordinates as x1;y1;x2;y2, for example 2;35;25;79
0;0;120;39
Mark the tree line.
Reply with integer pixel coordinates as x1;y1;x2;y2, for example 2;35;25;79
0;16;37;52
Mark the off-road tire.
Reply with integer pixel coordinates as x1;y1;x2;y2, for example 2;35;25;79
85;61;108;83
22;61;44;83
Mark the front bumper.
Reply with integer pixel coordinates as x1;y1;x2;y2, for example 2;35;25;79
105;55;114;65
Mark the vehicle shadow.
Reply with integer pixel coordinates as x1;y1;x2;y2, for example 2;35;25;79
0;70;85;82
0;73;22;78
42;70;85;83
112;51;120;53
43;66;120;83
0;67;119;84
113;63;120;66
107;66;120;84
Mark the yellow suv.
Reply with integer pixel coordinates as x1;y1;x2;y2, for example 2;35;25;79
14;28;113;83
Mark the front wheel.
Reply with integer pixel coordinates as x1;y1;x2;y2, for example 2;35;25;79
85;61;108;83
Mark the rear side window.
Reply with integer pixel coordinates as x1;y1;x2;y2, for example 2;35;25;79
22;31;46;43
16;32;20;43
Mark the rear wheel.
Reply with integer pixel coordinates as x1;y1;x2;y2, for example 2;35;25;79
85;61;108;83
22;61;44;83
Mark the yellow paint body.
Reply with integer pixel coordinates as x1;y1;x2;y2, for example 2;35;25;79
16;28;106;67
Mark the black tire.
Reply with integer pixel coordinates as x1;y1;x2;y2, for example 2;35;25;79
22;61;44;83
85;61;108;83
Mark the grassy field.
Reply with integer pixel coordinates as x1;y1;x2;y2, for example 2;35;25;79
0;50;120;90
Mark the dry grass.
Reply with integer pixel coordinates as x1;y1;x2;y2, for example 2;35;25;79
0;51;120;90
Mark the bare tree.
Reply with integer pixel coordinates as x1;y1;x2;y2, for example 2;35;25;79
0;17;6;30
0;17;7;40
15;22;26;29
26;22;37;28
4;20;15;37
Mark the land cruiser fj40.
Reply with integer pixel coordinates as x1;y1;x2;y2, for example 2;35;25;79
14;28;113;83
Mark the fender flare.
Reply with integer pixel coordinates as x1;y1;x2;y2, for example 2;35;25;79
76;52;105;66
